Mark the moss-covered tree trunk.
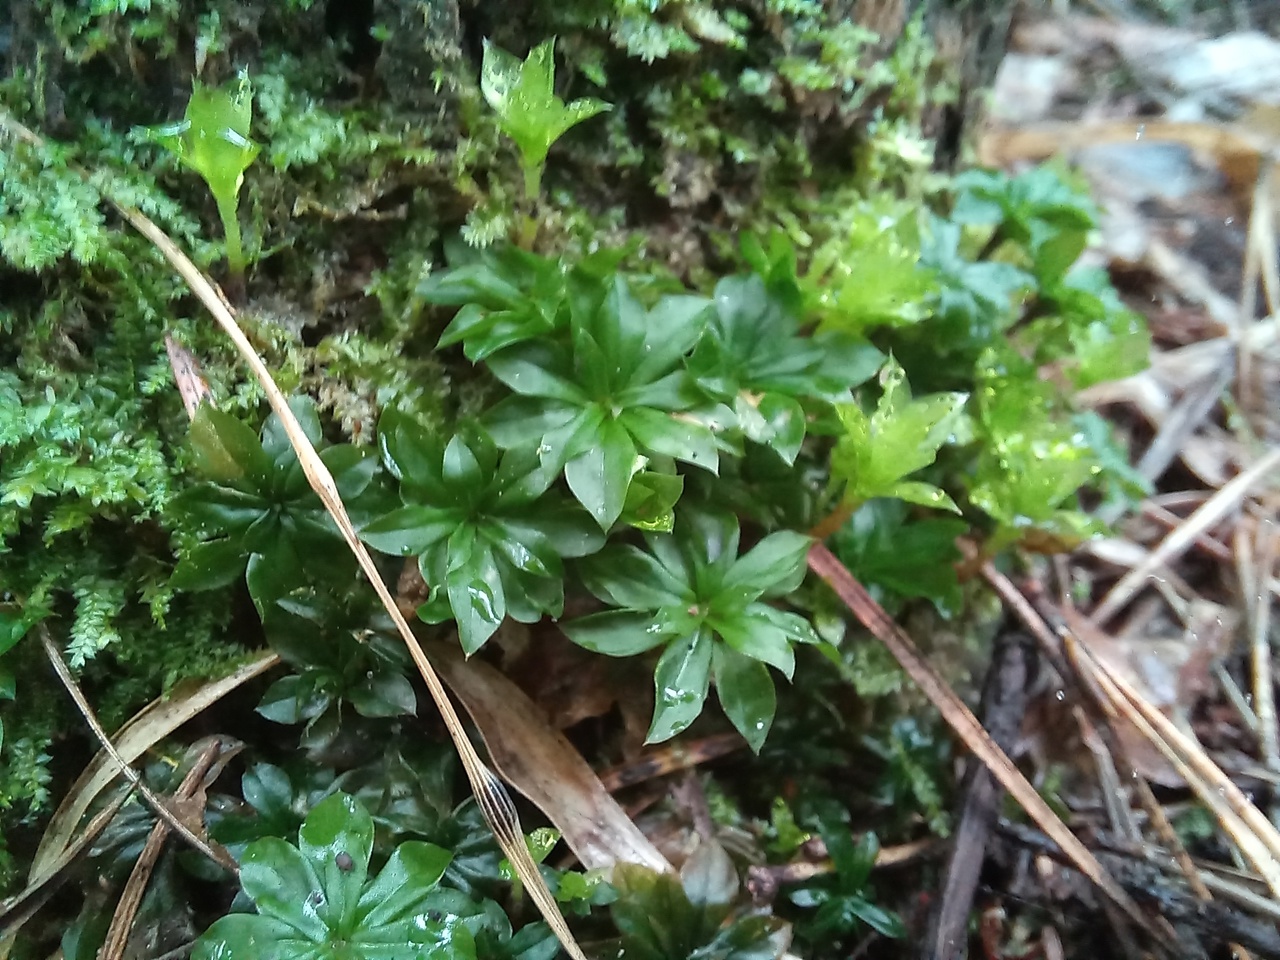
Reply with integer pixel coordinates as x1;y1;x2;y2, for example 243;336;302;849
0;0;1013;887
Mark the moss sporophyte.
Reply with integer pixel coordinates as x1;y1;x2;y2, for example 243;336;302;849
151;72;261;287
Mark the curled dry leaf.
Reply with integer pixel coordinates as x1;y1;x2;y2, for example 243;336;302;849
424;636;673;875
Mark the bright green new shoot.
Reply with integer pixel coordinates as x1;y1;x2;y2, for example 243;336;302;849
153;71;261;284
480;38;611;203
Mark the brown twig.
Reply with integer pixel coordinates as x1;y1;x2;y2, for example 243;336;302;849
918;633;1034;960
806;543;1168;946
98;740;225;960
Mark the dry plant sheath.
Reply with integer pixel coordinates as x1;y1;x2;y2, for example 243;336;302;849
0;113;588;960
98;740;223;960
806;544;1165;943
0;787;133;931
37;625;236;873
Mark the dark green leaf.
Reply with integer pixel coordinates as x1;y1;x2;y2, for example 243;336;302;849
712;643;776;752
360;505;457;557
348;670;418;718
648;629;713;743
446;536;506;655
560;610;670;657
578;543;690;609
620;407;718;473
713;611;795;679
722;530;811;600
565;416;636;529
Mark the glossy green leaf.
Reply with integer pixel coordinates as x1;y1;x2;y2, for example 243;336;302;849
447;536;507;656
238;836;330;938
712;644;776;753
355;842;454;928
565;416;636;529
648;629;713;743
560;610;671;657
722;530;812;600
578;543;690;609
196;794;473;960
359;504;456;557
619;407;718;473
713;611;795;679
348;670;418;718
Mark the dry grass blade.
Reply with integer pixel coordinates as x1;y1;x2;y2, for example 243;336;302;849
29;650;278;882
0;786;133;933
1091;445;1280;625
114;195;590;960
1247;517;1280;771
805;544;1165;944
1065;632;1280;896
0;115;596;960
98;740;224;960
37;625;236;873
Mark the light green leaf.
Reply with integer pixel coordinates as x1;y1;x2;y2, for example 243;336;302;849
299;792;375;934
480;38;611;184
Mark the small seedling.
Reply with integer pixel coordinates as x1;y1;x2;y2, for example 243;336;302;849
152;71;261;285
480;38;610;203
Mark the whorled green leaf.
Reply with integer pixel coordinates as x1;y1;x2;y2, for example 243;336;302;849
366;419;602;655
565;512;818;750
195;793;468;960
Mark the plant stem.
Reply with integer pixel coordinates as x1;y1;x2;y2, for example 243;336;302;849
809;497;861;541
522;161;544;203
215;192;245;285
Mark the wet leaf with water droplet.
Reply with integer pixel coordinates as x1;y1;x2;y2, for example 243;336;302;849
647;629;712;743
